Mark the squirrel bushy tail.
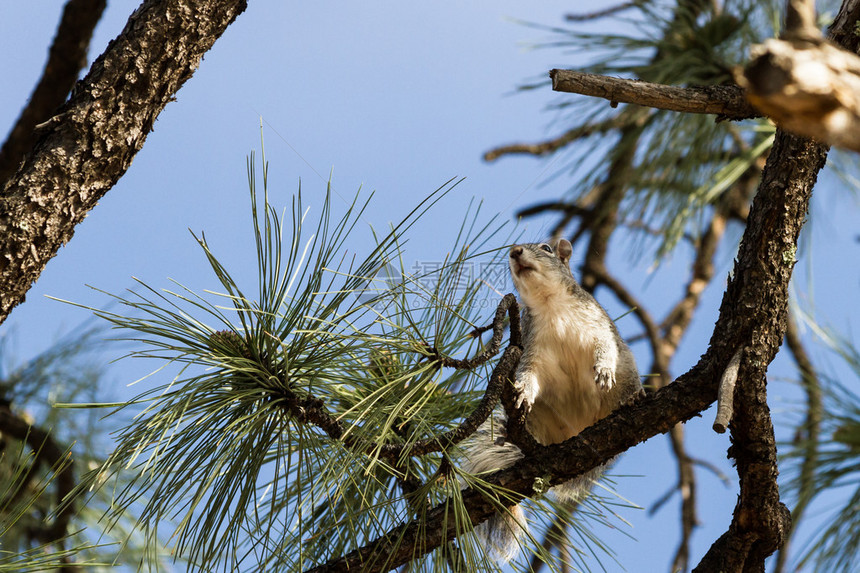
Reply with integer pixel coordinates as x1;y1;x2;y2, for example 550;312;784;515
461;412;525;561
462;411;606;561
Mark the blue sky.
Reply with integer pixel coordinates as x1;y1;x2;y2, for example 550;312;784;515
1;2;858;571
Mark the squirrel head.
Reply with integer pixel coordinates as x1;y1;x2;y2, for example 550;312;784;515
508;239;575;303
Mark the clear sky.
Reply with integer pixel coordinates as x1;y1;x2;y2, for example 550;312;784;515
1;2;858;571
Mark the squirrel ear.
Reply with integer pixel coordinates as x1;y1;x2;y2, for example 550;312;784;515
555;239;573;267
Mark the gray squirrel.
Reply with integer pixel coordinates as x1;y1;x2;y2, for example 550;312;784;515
463;239;641;560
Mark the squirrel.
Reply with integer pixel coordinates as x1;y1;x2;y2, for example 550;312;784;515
463;239;641;561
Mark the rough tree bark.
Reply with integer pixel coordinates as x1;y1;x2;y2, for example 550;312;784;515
550;69;760;120
0;0;249;326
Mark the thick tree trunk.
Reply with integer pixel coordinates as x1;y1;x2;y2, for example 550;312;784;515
0;0;248;325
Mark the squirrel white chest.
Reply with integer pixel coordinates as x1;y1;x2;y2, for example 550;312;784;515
521;290;609;441
529;295;599;386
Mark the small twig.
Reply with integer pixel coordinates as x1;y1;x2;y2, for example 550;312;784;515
713;349;743;433
550;69;760;121
387;345;521;458
650;480;681;516
668;424;697;573
515;201;589;220
467;322;494;338
688;456;731;485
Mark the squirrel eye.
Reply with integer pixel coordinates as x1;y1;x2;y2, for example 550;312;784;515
540;243;553;253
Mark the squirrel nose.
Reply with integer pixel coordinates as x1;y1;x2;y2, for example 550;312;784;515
510;246;523;259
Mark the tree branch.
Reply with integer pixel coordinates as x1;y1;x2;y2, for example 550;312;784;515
550;69;761;120
423;293;522;368
515;201;589;220
303;373;717;573
483;112;638;162
0;0;107;184
0;0;249;326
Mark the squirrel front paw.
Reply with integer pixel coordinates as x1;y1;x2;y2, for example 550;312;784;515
514;371;539;414
594;365;616;390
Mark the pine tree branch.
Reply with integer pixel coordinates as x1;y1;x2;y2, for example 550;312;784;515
693;3;860;564
737;0;860;153
0;0;249;326
549;69;761;120
303;376;713;573
740;36;860;151
579;123;640;292
0;0;106;184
